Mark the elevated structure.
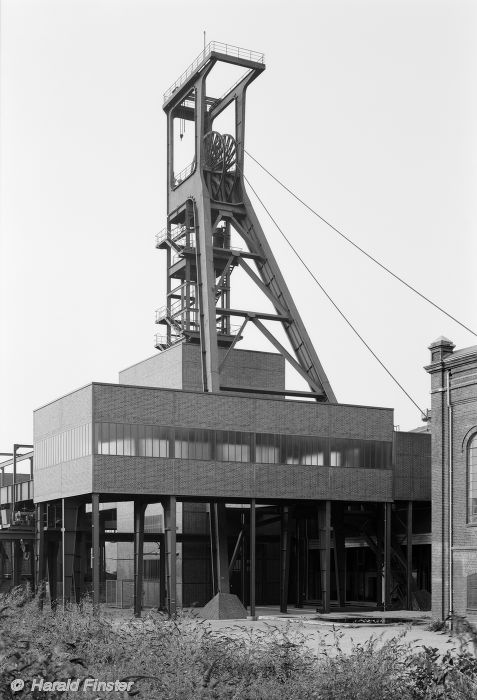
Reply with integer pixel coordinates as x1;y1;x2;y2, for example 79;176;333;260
1;44;432;618
155;42;335;401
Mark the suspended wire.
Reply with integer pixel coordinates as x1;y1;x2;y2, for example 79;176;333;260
245;149;477;339
242;172;427;417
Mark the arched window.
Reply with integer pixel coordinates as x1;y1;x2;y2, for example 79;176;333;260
467;573;477;610
469;435;477;522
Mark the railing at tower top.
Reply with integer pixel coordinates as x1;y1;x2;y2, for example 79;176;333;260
163;41;265;104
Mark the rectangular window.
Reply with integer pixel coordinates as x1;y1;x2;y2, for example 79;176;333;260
137;425;145;457
130;424;138;456
116;423;124;456
216;430;250;462
256;433;280;464
100;423;110;455
152;426;169;458
109;423;117;455
175;429;188;459
145;425;153;457
123;424;131;456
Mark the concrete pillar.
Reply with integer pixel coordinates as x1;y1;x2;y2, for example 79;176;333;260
280;505;291;613
318;500;331;612
250;499;256;618
133;499;146;617
164;496;177;615
91;493;100;612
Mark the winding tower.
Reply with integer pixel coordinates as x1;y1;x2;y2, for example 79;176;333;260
156;42;336;402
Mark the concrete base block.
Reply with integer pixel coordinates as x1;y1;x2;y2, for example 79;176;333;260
199;592;247;620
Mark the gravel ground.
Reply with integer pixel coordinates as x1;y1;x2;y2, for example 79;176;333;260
205;617;458;656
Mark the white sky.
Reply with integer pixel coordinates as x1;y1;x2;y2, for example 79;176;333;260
1;0;476;447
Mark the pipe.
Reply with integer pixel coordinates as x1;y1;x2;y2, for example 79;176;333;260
447;369;453;624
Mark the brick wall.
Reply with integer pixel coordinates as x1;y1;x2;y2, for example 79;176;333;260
92;383;393;440
393;431;431;500
426;340;477;618
119;344;285;395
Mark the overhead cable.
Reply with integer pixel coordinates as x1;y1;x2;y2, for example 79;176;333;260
245;149;477;339
243;172;427;417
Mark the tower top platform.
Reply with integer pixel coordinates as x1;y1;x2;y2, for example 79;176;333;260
163;41;265;108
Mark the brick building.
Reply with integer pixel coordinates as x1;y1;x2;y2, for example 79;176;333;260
426;337;477;620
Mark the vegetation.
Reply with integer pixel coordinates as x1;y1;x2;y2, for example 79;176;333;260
1;588;477;699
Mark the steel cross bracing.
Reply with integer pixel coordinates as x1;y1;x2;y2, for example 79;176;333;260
157;44;336;402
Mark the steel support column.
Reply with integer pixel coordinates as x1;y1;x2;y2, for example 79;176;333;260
159;534;166;610
47;540;59;610
280;505;291;613
35;503;46;603
384;502;392;610
208;502;218;596
164;496;177;615
214;502;230;593
62;499;79;608
332;502;346;608
318;500;331;613
91;493;100;612
407;500;413;610
250;498;256;618
133;499;146;617
12;541;22;587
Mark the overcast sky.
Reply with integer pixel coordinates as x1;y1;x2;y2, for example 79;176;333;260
1;0;476;448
